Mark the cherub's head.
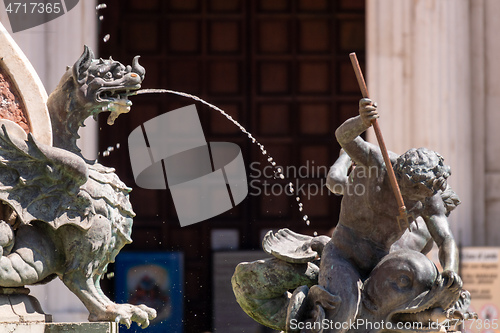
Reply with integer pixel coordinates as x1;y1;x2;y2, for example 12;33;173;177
394;148;451;201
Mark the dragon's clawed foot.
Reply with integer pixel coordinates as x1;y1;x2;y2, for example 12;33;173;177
89;303;157;328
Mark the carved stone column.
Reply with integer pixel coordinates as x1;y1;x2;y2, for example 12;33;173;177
366;0;477;245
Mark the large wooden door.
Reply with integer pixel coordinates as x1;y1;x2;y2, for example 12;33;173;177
99;0;365;331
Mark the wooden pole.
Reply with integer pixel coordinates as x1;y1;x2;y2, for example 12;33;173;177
349;52;409;231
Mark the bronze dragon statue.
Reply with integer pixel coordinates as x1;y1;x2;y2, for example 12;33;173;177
0;46;156;328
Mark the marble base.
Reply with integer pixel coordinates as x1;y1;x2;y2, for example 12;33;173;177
0;288;51;323
0;322;118;332
0;288;118;331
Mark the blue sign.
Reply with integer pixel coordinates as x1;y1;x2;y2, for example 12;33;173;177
115;252;184;333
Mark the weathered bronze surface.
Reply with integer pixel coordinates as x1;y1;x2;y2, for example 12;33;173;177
232;98;474;332
0;46;155;328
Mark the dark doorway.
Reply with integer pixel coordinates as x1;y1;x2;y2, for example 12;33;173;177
98;0;365;331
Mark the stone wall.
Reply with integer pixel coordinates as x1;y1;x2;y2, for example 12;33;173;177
366;0;500;247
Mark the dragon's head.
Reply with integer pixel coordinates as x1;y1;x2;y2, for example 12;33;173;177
47;46;146;153
72;45;145;126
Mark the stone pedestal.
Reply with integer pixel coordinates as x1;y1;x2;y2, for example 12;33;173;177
0;288;118;332
0;322;118;332
0;287;51;323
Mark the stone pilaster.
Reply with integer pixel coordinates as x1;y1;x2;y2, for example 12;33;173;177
366;0;476;245
483;0;500;246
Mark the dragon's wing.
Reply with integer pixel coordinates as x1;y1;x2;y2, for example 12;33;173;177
0;126;92;229
262;228;318;263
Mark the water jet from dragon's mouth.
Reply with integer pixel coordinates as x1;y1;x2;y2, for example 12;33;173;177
131;88;313;229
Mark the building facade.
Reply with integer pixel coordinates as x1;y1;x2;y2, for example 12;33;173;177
0;0;498;330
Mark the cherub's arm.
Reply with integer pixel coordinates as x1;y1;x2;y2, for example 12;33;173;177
326;151;351;195
424;204;458;272
423;194;462;289
335;98;381;166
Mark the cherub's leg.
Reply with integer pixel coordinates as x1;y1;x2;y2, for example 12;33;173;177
62;272;156;328
316;244;362;333
232;257;319;331
391;218;433;254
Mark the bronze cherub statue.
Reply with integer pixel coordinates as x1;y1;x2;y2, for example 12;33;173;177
232;97;475;332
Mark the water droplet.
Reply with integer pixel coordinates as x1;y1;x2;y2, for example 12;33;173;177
313;231;318;236
96;3;107;10
103;34;110;42
116;143;120;149
103;151;110;157
139;89;307;219
303;215;308;221
299;207;303;212
99;15;104;21
306;220;310;226
299;203;303;207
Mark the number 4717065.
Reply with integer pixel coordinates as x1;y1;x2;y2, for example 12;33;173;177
6;2;62;14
